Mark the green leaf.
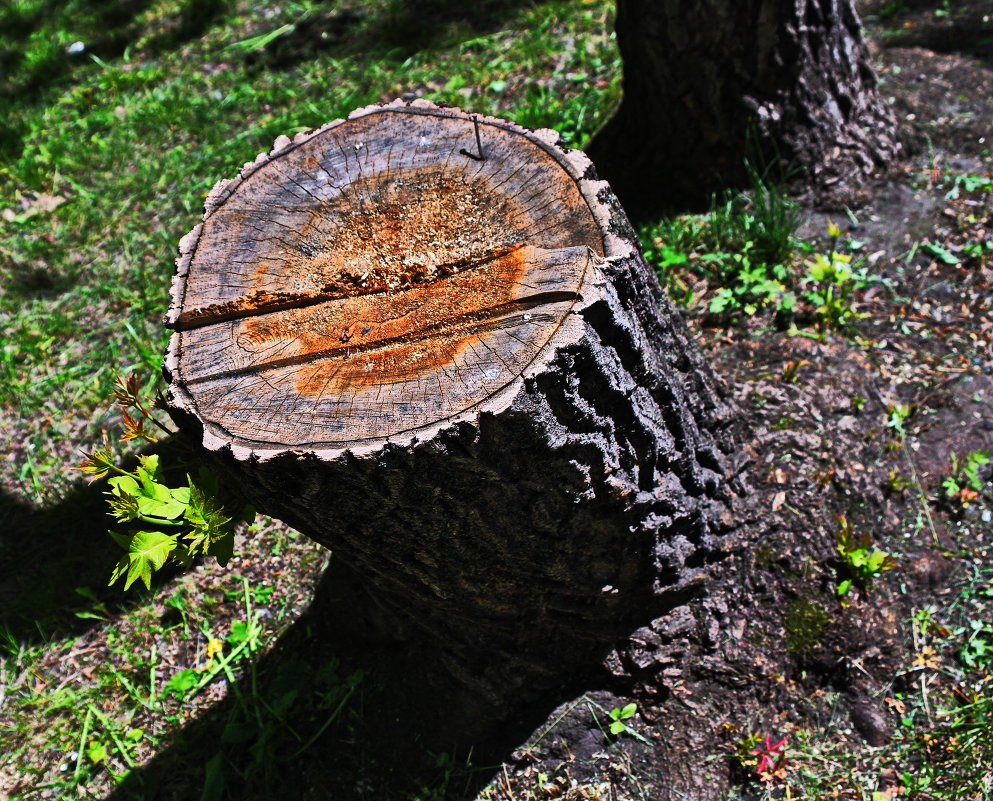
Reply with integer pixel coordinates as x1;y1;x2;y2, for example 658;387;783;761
77;446;117;479
184;480;234;556
658;246;687;267
964;450;991;491
227;620;249;645
608;720;626;735
108;530;131;550
109;471;187;519
806;252;830;281
106;490;140;522
108;474;141;496
137;471;171;502
137;453;164;481
224;23;295;53
866;549;892;573
108;530;178;590
86;740;108;765
924;242;960;265
210;528;235;567
837;579;853;597
709;289;734;314
172;543;194;569
163;668;198;698
139;491;187;520
619;702;637;720
171;485;191;504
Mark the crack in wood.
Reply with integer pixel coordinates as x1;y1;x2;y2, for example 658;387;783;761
183;291;578;386
171;243;527;332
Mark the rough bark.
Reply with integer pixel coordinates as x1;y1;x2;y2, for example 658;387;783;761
586;0;902;216
164;100;744;710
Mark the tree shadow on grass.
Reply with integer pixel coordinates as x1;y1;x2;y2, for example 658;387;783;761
0;441;201;648
1;0;231;159
1;0;230;100
234;0;544;72
104;559;606;801
0;482;135;646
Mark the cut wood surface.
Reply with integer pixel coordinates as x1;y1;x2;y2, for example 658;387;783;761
166;101;606;453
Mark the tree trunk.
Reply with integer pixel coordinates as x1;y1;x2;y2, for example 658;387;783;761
586;0;901;217
164;100;743;710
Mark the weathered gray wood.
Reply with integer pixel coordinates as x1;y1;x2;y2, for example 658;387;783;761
164;100;743;709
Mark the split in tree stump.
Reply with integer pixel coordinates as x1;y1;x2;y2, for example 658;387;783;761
165;100;743;710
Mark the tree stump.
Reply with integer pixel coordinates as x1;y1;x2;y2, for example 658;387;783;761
164;100;742;707
587;0;900;215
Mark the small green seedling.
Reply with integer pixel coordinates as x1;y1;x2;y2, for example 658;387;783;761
608;703;638;736
886;403;912;439
960;619;993;670
835;515;895;599
945;171;993;199
942;450;991;504
603;702;651;745
800;220;869;333
78;374;255;590
584;698;651;745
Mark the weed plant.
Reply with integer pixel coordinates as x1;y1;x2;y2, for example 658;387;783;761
640;166;880;333
640;164;803;319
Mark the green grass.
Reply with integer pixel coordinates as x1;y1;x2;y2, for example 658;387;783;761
0;520;333;798
638;166;804;318
637;166;880;334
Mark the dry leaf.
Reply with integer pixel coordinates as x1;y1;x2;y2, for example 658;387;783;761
2;192;67;223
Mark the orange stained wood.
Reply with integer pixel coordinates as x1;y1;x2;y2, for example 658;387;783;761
171;107;604;449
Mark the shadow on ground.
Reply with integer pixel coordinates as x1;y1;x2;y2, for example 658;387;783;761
0;481;138;645
233;0;545;72
0;444;201;647
1;0;229;96
103;559;604;801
